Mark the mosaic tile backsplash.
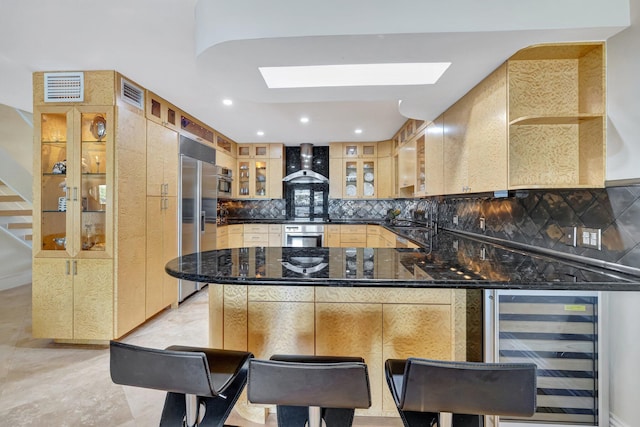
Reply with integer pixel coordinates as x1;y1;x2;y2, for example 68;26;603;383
223;185;640;271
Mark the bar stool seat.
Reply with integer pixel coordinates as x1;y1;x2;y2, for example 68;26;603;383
248;354;371;427
110;340;253;427
385;358;537;427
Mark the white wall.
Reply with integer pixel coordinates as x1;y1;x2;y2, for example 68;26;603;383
606;0;640;181
606;1;640;425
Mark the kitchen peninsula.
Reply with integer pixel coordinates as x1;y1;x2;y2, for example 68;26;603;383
165;226;640;418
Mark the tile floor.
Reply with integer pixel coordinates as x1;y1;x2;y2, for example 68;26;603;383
0;284;401;426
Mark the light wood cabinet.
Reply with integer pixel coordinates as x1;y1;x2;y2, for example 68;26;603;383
330;148;379;199
507;43;605;188
424;116;445;196
146;120;178;197
146;196;178;317
227;224;244;248
146;91;180;132
396;138;416;196
32;71;147;342
443;63;508;195
236;144;284;198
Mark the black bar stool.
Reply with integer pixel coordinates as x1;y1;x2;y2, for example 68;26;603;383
385;358;537;427
110;340;253;427
248;354;371;427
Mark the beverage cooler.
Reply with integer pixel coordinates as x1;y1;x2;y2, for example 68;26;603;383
484;290;607;427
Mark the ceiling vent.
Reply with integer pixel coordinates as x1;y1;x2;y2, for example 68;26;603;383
121;79;144;110
44;72;84;102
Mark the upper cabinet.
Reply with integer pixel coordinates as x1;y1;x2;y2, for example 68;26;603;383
330;142;391;199
443;63;508;195
236;144;284;198
424;116;445;196
146;91;180;132
507;43;605;189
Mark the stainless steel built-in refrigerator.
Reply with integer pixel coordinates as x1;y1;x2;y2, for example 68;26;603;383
178;136;219;302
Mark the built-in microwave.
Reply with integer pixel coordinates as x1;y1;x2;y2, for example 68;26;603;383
217;167;232;196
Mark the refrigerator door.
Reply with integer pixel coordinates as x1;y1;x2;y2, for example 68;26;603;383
201;162;218;252
179;155;199;302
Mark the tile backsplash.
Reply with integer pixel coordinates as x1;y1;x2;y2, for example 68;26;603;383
223;185;640;270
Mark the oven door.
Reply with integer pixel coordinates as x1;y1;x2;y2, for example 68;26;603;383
284;233;323;247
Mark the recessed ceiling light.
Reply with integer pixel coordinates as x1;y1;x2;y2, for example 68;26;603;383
354;128;363;134
256;130;264;136
259;63;451;88
300;117;309;124
222;99;233;106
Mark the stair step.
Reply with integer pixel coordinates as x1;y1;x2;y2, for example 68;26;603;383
0;210;32;216
7;222;32;229
0;195;24;202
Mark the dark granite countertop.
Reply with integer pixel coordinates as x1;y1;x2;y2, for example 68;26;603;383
166;229;640;291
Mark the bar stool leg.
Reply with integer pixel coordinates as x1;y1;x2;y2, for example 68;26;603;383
307;406;325;427
185;394;199;427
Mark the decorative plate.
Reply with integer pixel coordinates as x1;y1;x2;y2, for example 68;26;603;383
345;185;357;196
90;115;107;141
364;172;374;182
364;182;374;196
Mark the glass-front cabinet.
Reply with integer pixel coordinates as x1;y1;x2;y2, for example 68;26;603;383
343;159;376;198
37;107;112;256
237;159;269;197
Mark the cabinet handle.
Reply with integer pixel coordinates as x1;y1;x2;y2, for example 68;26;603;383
65;260;70;275
65;186;71;201
165;183;169;195
73;260;77;275
73;187;78;201
160;184;164;195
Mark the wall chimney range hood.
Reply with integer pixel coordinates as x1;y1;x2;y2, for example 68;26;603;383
282;143;329;184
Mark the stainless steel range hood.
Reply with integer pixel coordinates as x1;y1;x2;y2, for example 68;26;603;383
282;143;329;184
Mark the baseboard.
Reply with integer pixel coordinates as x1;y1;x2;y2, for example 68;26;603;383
610;413;630;427
0;270;32;291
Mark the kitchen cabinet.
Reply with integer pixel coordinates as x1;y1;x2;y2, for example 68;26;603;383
145;195;178;317
236;144;284;198
414;132;426;196
339;142;378;159
180;112;215;145
330;144;380;199
443;63;508;194
396;138;416;197
146;90;180;132
215;133;236;156
32;71;148;342
424;116;445;196
146;120;178;197
227;224;244;248
32;258;113;340
217;225;229;248
507;43;605;189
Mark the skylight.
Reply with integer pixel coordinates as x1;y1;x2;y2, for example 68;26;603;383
259;63;451;88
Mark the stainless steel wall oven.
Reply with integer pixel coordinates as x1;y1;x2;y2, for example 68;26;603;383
282;224;324;247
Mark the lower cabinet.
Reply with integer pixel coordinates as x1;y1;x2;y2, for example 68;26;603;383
32;257;113;341
145;196;178;318
209;284;466;417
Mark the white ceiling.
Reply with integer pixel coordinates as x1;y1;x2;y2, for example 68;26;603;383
0;0;630;145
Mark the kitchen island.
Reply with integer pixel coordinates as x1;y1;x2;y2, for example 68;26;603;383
165;230;640;419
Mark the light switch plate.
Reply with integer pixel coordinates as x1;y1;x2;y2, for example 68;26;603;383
564;226;577;247
580;227;602;250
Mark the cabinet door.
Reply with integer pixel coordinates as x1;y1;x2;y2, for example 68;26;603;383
74;258;113;340
415;133;426;196
344;160;358;198
146;196;165;317
147;120;178;196
466;64;507;192
425;117;445;196
32;258;73;339
329;158;343;198
316;302;383;415
382;303;454;411
254;160;268;197
163;196;178;307
237;160;251;196
361;160;376;198
267;158;283;198
249;301;315;358
35;107;75;255
77;108;112;257
443;100;470;194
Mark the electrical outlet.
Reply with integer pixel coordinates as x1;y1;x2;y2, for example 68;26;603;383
479;217;485;231
579;227;601;250
281;209;286;215
453;215;458;225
